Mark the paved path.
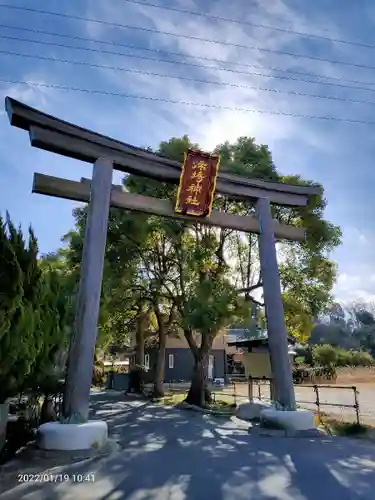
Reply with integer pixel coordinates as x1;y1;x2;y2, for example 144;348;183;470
2;391;375;499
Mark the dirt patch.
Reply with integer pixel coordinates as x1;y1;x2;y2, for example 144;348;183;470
336;367;375;385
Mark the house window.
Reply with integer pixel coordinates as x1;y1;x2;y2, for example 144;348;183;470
144;353;150;370
168;354;174;369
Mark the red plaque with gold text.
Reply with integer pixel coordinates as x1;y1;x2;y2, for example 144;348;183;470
175;149;220;217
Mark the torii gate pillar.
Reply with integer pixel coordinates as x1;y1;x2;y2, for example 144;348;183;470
256;197;296;410
62;158;113;422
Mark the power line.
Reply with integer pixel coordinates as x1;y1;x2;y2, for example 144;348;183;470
1;22;375;75
120;0;374;50
122;0;333;33
1;78;375;125
3;34;375;96
4;34;375;96
4;49;375;105
0;24;338;82
0;4;374;60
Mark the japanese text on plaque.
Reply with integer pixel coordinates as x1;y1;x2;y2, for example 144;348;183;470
175;150;220;217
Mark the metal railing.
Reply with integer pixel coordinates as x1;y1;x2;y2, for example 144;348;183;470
165;378;361;424
295;384;360;425
247;378;360;424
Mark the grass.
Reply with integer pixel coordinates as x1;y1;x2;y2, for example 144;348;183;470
321;418;368;436
207;400;237;415
315;412;370;437
156;393;186;406
334;422;368;435
152;392;237;415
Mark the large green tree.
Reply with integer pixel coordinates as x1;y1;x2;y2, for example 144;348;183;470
213;139;341;342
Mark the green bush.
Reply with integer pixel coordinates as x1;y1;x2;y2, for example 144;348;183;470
335;348;353;366
346;350;374;367
312;344;338;367
0;214;69;403
311;344;374;368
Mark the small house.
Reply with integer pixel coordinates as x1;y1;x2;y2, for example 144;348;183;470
144;332;228;382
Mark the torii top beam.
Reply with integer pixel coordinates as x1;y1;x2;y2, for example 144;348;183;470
5;97;321;207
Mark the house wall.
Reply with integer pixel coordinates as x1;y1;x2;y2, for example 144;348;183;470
165;331;227;350
144;347;226;382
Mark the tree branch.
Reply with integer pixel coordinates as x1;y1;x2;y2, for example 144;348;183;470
248;297;264;307
184;327;199;358
245;233;252;296
166;302;178;329
174;239;186;314
236;232;246;286
238;281;263;294
215;227;227;272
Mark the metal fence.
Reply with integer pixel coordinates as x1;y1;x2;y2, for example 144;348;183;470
246;378;360;425
295;384;360;424
165;378;361;424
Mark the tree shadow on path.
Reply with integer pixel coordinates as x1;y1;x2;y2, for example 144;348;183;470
2;391;375;499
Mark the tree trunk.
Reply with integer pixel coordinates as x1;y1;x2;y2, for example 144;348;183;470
185;351;212;407
135;314;145;367
128;314;146;395
153;328;166;398
183;330;214;407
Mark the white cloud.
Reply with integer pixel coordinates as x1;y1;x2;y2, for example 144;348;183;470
342;227;369;246
82;0;356;154
332;228;375;302
0;78;50;110
334;272;375;303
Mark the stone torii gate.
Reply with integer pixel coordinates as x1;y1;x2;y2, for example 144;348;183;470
5;97;320;442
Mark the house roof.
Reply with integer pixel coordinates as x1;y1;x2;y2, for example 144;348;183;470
226;328;297;348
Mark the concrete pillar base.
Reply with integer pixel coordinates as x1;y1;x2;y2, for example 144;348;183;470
235;399;273;421
260;408;316;431
36;421;108;451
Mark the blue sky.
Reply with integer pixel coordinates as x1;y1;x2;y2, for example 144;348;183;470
0;0;374;303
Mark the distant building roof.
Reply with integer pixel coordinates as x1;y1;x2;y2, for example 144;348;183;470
226;328;267;343
227;328;296;349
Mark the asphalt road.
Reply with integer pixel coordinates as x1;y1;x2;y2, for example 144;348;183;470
2;391;375;499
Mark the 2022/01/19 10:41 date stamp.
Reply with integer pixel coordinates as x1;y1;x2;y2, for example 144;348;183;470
18;473;96;483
